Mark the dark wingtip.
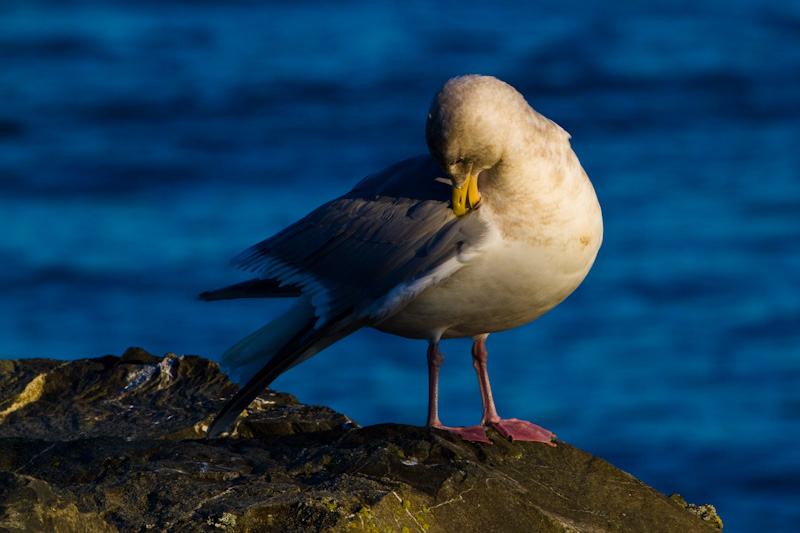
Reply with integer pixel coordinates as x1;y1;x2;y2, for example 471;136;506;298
205;418;226;439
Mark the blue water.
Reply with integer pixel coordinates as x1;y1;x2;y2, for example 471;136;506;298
2;1;799;530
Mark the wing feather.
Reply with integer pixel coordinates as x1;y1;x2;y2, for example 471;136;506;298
233;155;488;324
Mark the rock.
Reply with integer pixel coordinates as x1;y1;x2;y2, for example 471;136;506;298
0;472;118;533
0;349;722;532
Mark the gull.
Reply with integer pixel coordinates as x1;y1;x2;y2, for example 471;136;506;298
201;75;603;444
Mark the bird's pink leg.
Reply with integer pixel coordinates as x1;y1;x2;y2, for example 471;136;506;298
426;341;491;443
472;335;556;446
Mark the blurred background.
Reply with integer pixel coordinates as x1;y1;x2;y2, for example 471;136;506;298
2;1;798;530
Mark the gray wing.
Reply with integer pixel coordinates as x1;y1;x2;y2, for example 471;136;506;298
234;154;488;324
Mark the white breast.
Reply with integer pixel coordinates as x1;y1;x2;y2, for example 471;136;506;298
374;177;602;340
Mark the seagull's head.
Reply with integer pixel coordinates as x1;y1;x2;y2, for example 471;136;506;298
426;75;524;216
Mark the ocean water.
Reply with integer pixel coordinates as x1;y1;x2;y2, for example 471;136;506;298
2;1;799;530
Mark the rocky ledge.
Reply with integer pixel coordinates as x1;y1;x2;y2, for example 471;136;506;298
0;348;722;532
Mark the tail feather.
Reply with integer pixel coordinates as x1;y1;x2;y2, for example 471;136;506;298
222;296;315;372
199;278;301;301
206;297;359;438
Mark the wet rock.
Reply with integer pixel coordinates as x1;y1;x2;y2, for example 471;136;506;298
0;348;721;532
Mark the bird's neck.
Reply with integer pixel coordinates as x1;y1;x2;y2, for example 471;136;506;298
481;124;575;203
478;129;597;241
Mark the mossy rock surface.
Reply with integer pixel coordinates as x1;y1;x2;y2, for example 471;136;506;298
0;349;721;532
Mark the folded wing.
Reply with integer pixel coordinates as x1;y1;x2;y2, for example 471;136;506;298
204;154;489;437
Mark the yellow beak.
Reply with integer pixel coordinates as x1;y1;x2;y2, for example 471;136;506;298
451;171;482;217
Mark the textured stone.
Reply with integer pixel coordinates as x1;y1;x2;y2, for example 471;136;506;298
0;349;721;532
0;472;117;533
